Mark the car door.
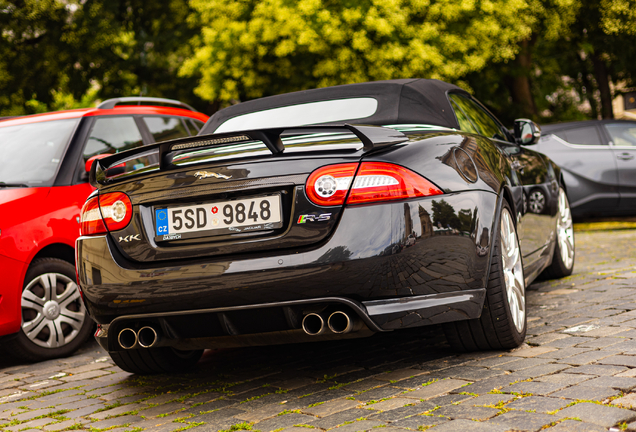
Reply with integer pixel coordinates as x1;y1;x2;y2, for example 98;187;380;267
540;125;619;217
603;122;636;214
448;93;554;272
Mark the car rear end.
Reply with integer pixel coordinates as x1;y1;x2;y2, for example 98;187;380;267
76;126;495;354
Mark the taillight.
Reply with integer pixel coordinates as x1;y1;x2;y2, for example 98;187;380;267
305;162;443;206
80;192;132;236
347;162;443;204
305;163;359;206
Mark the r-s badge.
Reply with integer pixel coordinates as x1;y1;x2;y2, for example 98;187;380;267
297;213;331;224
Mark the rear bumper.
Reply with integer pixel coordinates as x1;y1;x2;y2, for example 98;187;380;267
77;190;498;337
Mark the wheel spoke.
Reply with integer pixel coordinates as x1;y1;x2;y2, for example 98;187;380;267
58;313;84;332
40;274;56;301
58;283;81;309
21;290;45;309
22;314;45;333
24;316;48;342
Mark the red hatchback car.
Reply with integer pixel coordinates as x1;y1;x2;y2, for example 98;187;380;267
0;97;208;361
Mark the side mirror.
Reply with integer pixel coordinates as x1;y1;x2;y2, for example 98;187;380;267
85;154;111;173
514;119;541;145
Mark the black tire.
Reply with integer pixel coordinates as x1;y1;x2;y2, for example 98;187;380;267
541;187;575;279
110;348;203;374
6;258;94;361
443;202;526;351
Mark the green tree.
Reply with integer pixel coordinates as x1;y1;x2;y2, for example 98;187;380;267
181;0;535;105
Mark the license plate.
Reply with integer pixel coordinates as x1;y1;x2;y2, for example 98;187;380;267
154;194;282;241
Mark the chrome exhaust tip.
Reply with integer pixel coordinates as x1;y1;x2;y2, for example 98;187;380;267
137;326;159;348
327;311;355;334
302;313;326;336
118;328;138;349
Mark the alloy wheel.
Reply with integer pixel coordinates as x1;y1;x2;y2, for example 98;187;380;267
556;188;575;270
21;273;86;348
500;208;525;333
528;190;545;213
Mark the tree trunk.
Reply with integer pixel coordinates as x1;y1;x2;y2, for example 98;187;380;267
591;53;614;119
578;54;599;119
509;39;538;120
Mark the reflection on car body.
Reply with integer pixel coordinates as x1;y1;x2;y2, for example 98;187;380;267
75;80;576;374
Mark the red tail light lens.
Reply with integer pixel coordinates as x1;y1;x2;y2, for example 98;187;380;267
305;163;359;206
80;192;132;236
347;162;443;204
80;196;106;235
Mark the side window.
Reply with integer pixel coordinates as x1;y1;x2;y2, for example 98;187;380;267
191;119;205;133
449;94;509;141
83;117;144;161
554;127;604;146
450;100;479;134
605;123;636;147
144;116;191;142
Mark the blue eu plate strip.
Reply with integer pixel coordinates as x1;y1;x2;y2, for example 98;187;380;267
156;209;169;236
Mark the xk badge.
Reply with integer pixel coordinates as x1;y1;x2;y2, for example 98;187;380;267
119;234;141;242
297;213;332;224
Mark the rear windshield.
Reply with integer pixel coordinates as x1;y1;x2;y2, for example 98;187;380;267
214;98;379;133
0;119;78;186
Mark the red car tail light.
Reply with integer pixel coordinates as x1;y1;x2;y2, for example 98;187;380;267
305;163;359;206
347;162;443;204
80;192;132;235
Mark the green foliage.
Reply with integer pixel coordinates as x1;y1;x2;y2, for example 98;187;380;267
181;0;535;105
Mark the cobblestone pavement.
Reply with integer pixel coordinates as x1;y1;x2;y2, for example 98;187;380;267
2;229;636;432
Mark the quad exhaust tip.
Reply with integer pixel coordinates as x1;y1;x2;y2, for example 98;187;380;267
328;311;355;334
118;328;138;349
137;326;159;348
302;313;326;336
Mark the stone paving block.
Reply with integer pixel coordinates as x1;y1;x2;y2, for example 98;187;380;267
276;377;316;391
469;355;518;368
373;368;428;382
251;412;316;431
506;396;570;413
12;407;57;422
576;338;625;349
233;403;289;422
179;398;236;416
462;393;514;406
64;362;113;375
88;414;143;429
562;364;627;376
428;418;507;431
458;373;531;395
42;419;88;431
90;403;145;420
492;357;551;371
536;348;595;359
578;375;636;391
401;379;469;400
545;336;596;348
307;407;368;429
556;402;636;427
556;350;617;365
547;419;607;431
354;385;404;402
435;366;504;381
139;401;187;418
20;417;57;428
59;369;111;382
611;392;636;409
535;373;595;386
301;397;360;417
319;419;383;432
391;375;440;389
388;414;449;429
502;381;567;396
505;346;559;358
188;407;248;423
487;410;556;431
598;355;636;367
527;333;571;346
365;397;413;412
434;404;499;420
367;401;436;421
616;368;636;377
517;363;571;378
550;385;620;401
64;402;107;418
423;393;472;407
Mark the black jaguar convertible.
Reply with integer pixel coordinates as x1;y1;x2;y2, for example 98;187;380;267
76;79;575;374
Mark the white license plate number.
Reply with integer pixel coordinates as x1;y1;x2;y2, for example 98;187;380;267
155;195;282;241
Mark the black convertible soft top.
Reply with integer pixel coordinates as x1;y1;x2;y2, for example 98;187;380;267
200;79;466;134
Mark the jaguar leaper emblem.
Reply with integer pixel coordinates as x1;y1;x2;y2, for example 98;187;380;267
194;171;232;180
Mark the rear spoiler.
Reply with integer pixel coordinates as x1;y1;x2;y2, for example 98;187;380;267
90;124;408;187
